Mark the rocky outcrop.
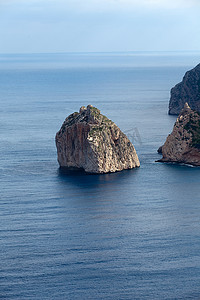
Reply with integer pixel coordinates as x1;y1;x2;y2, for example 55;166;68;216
158;103;200;166
169;63;200;115
55;105;140;173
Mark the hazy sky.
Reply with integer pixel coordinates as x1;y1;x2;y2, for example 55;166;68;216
0;0;200;53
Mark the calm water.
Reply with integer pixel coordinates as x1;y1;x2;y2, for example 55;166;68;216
0;52;200;300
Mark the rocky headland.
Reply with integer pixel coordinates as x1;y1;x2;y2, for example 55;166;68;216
55;105;140;173
169;63;200;115
157;103;200;166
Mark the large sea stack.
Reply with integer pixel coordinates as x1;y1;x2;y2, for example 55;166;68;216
169;63;200;115
55;105;140;173
158;103;200;166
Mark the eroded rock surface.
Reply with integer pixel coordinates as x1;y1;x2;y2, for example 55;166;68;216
158;103;200;166
169;63;200;115
55;105;140;173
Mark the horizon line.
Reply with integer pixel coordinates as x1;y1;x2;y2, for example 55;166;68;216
1;50;200;56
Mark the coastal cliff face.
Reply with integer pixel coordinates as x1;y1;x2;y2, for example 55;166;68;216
55;105;140;173
169;63;200;115
158;103;200;166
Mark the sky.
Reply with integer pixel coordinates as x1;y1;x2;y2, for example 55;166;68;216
0;0;200;53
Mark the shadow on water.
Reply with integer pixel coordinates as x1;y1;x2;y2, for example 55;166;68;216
57;166;140;189
55;167;142;206
159;162;200;179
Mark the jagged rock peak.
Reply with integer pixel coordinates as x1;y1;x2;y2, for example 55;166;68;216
55;105;140;173
79;106;87;113
157;103;200;166
183;102;191;110
177;102;192;118
169;63;200;115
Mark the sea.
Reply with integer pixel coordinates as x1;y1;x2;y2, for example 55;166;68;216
0;52;200;300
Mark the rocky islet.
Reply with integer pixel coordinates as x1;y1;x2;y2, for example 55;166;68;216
158;103;200;166
55;105;140;173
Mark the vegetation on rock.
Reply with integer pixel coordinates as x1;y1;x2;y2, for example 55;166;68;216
55;105;140;173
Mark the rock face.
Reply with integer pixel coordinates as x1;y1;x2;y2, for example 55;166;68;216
158;103;200;166
55;105;140;173
169;63;200;115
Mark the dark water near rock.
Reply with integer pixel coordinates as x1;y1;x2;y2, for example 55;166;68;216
1;52;200;299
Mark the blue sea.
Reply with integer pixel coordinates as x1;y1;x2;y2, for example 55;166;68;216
1;52;200;300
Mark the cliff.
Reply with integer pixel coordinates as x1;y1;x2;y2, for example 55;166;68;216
55;105;140;173
169;63;200;115
158;103;200;166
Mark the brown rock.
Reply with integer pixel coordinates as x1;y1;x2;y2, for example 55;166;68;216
55;105;140;173
157;103;200;166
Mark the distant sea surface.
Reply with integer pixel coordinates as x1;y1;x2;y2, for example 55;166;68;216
1;52;200;300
